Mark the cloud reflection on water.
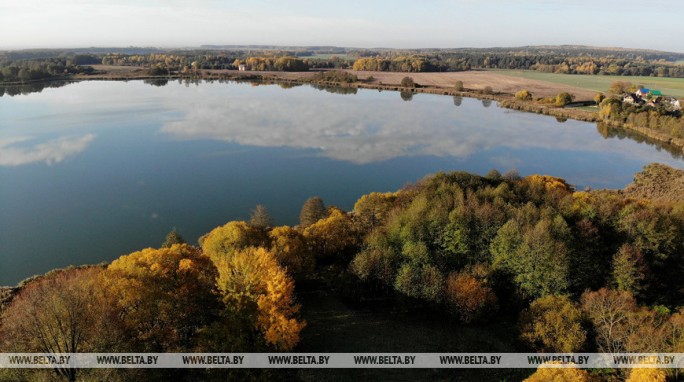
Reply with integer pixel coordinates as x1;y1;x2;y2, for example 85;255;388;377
0;134;95;166
158;88;673;165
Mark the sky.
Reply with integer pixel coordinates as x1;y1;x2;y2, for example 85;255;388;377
1;0;683;52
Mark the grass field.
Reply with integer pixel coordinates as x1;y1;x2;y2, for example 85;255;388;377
492;69;684;98
293;274;531;382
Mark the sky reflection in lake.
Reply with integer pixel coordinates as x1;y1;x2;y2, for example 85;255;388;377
1;80;682;285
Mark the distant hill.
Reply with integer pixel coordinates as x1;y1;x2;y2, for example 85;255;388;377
623;163;684;202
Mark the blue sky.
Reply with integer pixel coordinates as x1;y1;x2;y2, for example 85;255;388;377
1;0;682;52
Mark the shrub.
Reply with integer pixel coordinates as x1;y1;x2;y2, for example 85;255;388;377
400;76;416;88
515;89;533;101
555;92;574;107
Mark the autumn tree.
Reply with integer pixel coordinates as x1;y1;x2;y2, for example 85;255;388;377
617;203;680;273
445;271;497;323
611;244;647;296
394;263;444;303
485;169;502;180
200;221;267;263
515;89;533;101
663;312;684;352
626;368;667;382
162;229;186;248
524;364;589;382
580;288;637;353
400;76;416;88
0;267;124;382
609;81;633;95
214;247;305;351
519;295;586;352
353;191;397;231
299;196;327;228
304;207;360;261
454;80;464;91
102;244;221;351
250;204;273;230
555;92;574;107
594;92;606;104
273;56;309;72
268;226;314;277
349;230;398;286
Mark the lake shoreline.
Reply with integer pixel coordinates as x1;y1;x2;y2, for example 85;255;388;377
68;68;683;154
4;68;683;153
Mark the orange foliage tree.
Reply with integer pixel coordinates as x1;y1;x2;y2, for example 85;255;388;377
445;272;497;323
214;247;305;351
0;267;124;381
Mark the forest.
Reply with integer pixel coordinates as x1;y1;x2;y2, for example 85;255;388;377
2;164;684;381
2;45;684;84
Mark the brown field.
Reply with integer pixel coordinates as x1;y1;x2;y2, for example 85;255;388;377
348;70;597;99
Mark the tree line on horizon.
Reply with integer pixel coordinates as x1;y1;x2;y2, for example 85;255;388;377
3;44;684;85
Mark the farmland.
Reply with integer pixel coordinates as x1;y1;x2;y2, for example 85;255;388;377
492;69;684;98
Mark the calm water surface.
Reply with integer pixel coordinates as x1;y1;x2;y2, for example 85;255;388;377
1;80;682;285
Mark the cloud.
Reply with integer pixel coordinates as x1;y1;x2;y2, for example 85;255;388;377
0;134;95;166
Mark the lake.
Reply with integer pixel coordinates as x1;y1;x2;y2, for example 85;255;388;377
1;79;683;285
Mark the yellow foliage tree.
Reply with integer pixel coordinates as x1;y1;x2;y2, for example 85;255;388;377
102;244;220;351
524;363;589;382
268;226;314;277
304;207;360;260
200;220;266;262
519;295;586;353
353;192;397;230
626;368;667;382
215;247;305;351
515;89;533;101
525;175;572;193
